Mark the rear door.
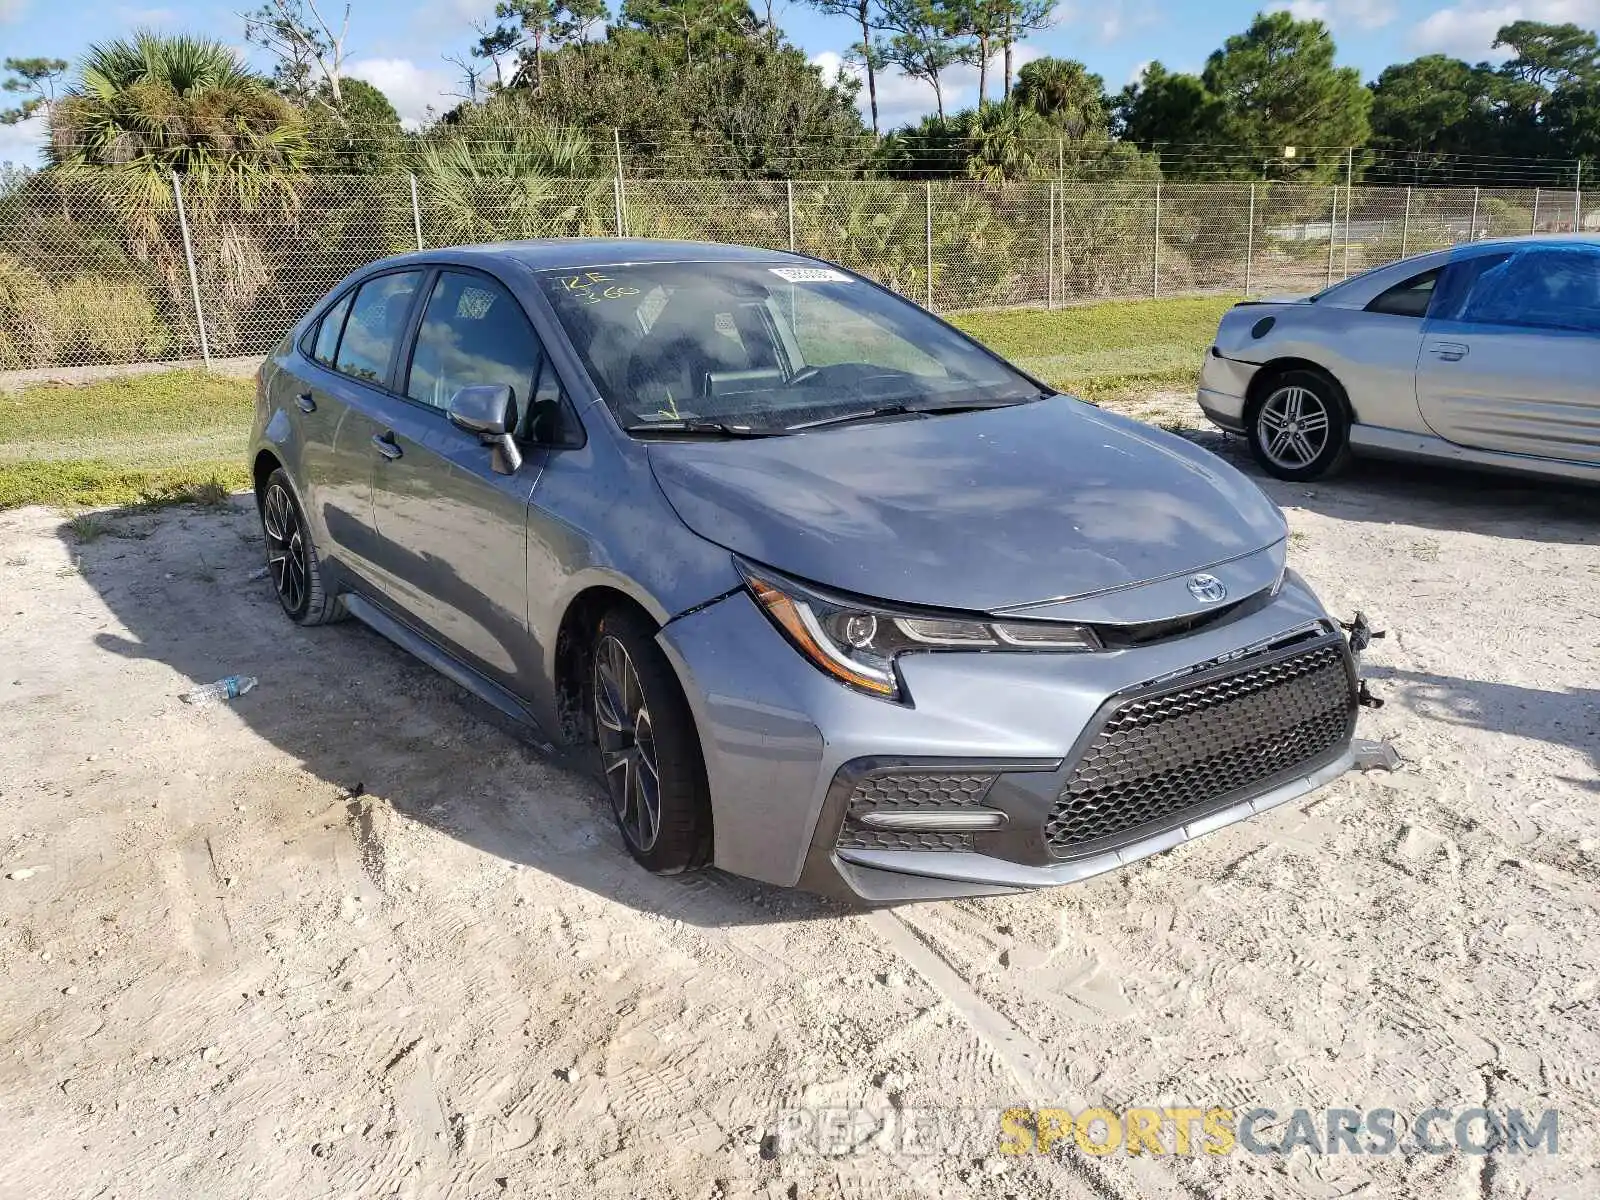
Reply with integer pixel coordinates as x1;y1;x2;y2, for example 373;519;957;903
1416;246;1600;463
280;290;353;541
365;268;550;693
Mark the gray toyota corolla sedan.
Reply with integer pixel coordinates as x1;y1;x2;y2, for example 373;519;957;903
1199;234;1600;483
251;239;1373;902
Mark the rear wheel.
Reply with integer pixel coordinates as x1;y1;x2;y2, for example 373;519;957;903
590;607;712;874
1247;369;1352;481
260;469;340;625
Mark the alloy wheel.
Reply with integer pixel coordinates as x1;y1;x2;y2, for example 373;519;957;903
593;634;662;853
262;482;309;616
1257;385;1332;471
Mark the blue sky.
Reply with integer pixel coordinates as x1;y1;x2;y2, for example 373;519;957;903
3;0;1597;163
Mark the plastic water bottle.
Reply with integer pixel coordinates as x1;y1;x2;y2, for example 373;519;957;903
181;675;258;706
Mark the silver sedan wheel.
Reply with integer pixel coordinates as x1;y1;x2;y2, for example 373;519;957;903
262;482;309;615
1257;385;1332;471
594;634;662;853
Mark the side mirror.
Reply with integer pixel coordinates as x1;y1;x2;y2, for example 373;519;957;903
447;384;522;474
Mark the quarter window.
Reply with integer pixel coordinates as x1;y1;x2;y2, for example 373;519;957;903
1365;270;1438;318
310;292;352;366
406;271;542;411
334;271;423;384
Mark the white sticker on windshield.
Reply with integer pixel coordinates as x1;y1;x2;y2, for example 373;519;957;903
768;266;852;283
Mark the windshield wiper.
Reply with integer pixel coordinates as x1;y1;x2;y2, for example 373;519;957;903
622;419;783;439
785;396;1036;433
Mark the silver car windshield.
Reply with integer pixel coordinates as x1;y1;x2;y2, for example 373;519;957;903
537;262;1041;433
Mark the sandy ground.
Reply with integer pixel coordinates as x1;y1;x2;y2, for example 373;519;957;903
1;412;1598;1199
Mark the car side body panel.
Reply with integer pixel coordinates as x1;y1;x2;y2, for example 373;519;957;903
1198;236;1600;485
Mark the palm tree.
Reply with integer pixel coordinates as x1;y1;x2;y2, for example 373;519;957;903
49;30;309;209
416;107;606;244
43;32;312;359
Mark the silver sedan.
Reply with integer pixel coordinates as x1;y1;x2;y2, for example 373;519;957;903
1198;234;1600;483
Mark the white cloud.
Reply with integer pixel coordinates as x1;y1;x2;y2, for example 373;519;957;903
813;45;1043;129
346;57;457;129
1410;1;1600;59
0;0;28;22
0;113;46;169
1126;59;1152;88
1270;0;1397;28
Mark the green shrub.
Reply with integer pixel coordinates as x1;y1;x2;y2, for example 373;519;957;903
46;277;169;363
0;255;58;370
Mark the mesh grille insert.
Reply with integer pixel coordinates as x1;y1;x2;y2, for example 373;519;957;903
1045;643;1354;856
836;773;994;853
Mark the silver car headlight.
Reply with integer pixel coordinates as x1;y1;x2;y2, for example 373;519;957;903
737;562;1101;701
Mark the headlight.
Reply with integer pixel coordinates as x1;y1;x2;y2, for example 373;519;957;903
738;563;1101;701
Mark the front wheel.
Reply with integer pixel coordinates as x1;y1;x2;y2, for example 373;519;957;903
1246;370;1352;481
590;607;713;875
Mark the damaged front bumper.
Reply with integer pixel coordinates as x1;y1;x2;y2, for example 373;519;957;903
658;573;1396;903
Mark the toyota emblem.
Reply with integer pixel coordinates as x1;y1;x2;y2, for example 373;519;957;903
1187;573;1228;603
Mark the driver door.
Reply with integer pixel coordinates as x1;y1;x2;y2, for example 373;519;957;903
1416;246;1600;462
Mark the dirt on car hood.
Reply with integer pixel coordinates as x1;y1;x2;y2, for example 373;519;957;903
646;395;1288;614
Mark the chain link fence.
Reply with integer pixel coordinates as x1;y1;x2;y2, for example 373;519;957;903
0;169;1592;373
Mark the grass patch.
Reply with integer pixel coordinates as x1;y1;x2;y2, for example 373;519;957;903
951;295;1236;402
66;513;110;543
1;296;1232;509
0;459;251;510
0;370;253;509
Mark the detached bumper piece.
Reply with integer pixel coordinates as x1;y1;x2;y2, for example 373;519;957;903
1045;636;1356;858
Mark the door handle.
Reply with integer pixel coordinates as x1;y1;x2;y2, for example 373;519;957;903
295;392;316;413
372;432;403;460
1428;341;1469;362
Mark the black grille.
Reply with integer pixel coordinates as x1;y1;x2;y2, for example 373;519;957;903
835;828;975;852
835;772;994;853
1045;641;1355;856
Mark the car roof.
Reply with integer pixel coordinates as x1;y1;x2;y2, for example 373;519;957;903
1451;232;1600;253
379;239;819;273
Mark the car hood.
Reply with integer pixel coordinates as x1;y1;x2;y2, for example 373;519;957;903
646;397;1288;614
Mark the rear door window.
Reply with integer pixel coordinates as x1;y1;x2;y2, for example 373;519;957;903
334;271;423;385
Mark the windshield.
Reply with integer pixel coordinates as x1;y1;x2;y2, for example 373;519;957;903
536;261;1041;433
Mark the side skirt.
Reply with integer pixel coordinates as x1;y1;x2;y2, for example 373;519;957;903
1349;424;1600;485
342;592;551;746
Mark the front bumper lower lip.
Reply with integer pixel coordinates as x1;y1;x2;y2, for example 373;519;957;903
835;745;1354;889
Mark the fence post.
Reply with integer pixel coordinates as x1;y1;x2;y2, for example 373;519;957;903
1531;186;1541;233
1401;187;1411;258
786;179;796;252
925;181;934;311
1469;186;1479;241
1325;186;1338;289
612;129;626;237
1244;183;1255;297
1152;180;1161;298
409;174;423;250
1342;147;1353;279
1047;180;1056;309
1576;160;1583;231
171;173;211;370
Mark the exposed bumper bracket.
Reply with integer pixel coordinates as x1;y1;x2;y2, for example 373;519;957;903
1351;737;1401;772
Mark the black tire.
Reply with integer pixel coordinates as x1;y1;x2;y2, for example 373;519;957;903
1246;368;1353;482
260;468;340;626
590;606;712;875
